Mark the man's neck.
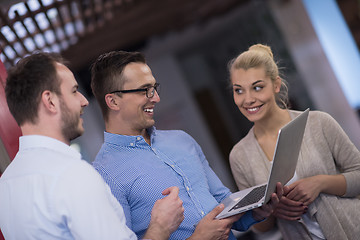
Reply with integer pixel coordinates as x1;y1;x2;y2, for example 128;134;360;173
20;123;70;146
105;124;151;145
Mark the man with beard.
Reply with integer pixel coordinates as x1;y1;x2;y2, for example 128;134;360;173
0;52;184;239
90;50;282;240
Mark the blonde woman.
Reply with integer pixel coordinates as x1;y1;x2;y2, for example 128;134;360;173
228;44;360;240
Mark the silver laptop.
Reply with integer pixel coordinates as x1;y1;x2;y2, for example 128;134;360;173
216;108;309;219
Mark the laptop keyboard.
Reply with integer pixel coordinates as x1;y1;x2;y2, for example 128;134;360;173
229;184;267;212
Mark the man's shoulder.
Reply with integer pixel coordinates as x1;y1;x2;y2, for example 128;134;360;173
92;141;140;175
155;129;194;139
154;129;197;145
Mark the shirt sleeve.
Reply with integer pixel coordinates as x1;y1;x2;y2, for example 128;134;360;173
94;164;134;230
232;210;260;231
189;133;263;232
54;161;137;240
191;136;231;202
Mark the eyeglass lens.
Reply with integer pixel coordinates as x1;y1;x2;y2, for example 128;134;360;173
147;84;160;98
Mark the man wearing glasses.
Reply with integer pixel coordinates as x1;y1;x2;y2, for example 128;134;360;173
90;51;281;240
0;52;184;239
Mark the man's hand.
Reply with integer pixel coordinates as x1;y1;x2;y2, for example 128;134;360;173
144;186;184;240
188;204;242;240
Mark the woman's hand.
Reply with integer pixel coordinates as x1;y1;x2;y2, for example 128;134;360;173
285;176;323;206
285;174;346;206
272;184;307;220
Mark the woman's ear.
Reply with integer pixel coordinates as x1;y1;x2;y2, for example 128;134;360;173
41;90;58;113
105;93;121;111
274;76;282;93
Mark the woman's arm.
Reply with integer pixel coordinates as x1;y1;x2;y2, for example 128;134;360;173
285;174;346;206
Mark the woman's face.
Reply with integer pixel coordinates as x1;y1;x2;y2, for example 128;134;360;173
231;67;281;123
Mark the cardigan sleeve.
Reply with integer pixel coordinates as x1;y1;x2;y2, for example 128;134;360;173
229;128;271;190
230;145;252;190
317;111;360;197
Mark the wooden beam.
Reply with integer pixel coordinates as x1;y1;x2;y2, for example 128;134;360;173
62;0;243;70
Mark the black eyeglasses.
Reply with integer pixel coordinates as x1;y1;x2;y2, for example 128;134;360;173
110;83;160;98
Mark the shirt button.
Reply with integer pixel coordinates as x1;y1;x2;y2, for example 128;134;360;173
137;137;141;141
130;143;134;146
186;186;190;191
201;211;205;216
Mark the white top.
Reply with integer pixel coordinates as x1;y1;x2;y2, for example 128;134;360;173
0;135;136;240
287;172;325;240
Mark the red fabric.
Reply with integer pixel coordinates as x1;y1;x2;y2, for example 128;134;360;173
0;59;22;239
0;60;22;161
0;226;3;239
0;59;10;240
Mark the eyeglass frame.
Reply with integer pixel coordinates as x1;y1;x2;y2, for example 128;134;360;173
109;83;160;98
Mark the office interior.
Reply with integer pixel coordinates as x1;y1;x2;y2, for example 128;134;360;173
1;0;360;239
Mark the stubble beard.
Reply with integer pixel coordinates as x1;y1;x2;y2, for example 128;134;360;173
59;98;83;142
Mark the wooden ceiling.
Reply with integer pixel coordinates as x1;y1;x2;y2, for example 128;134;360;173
1;0;360;71
0;0;249;71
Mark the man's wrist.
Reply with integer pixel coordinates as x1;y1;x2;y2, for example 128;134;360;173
143;222;171;240
241;210;263;230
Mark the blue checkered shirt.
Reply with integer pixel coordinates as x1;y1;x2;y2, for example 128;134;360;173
93;127;256;239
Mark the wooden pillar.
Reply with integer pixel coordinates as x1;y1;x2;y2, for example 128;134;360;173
268;0;360;148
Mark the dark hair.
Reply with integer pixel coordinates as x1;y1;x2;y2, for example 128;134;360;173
90;50;146;121
228;44;289;109
5;52;65;125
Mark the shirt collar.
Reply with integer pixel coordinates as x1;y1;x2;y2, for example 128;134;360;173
104;126;157;147
19;135;82;159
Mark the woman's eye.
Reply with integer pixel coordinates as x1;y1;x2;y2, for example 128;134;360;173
254;86;263;91
234;88;243;94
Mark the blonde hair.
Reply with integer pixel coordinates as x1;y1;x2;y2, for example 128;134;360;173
229;44;289;109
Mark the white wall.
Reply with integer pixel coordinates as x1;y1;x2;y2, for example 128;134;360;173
146;54;237;191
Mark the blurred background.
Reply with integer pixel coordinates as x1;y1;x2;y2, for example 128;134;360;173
1;0;360;239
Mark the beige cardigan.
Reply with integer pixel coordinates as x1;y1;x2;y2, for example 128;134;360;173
230;110;360;240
